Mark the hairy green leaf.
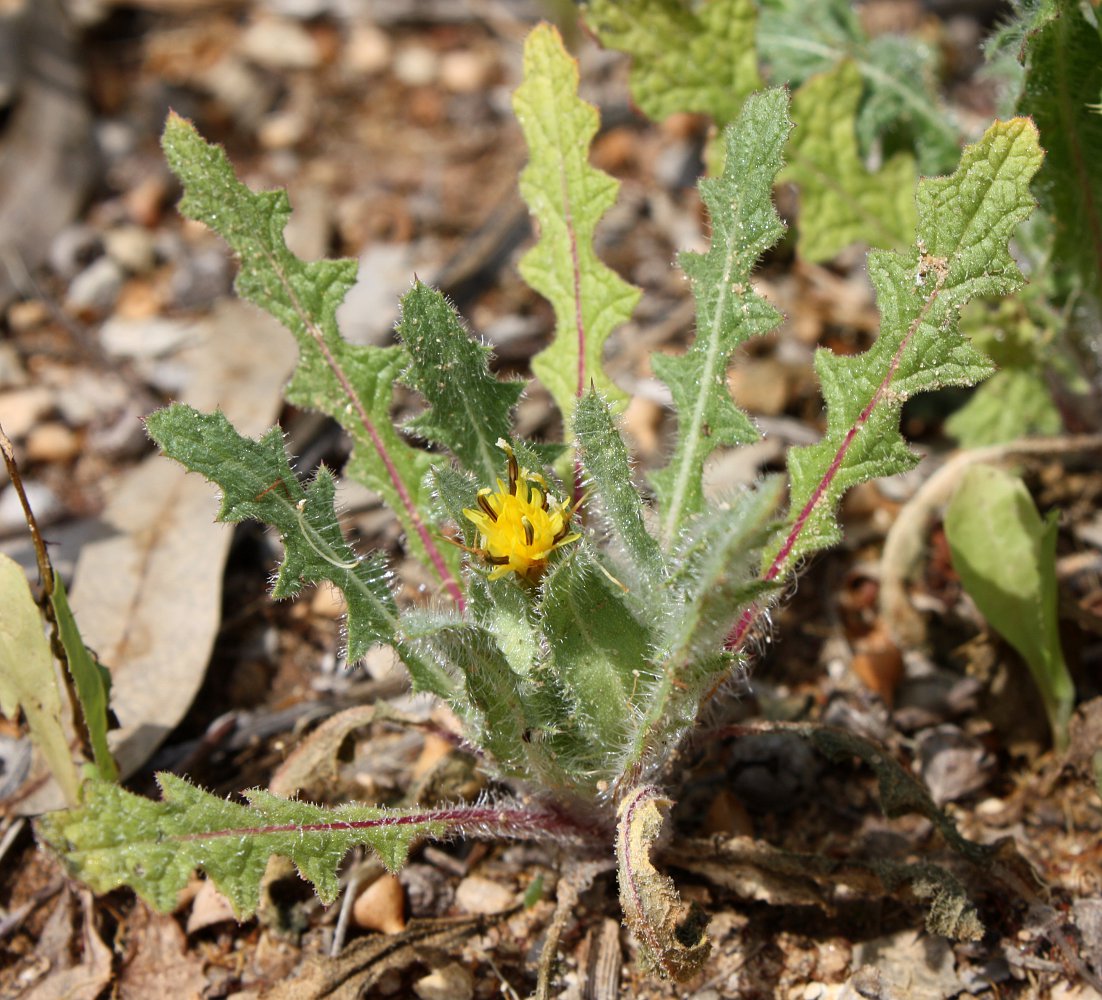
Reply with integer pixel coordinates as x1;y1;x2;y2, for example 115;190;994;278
781;60;918;261
1017;0;1102;305
586;0;762;126
513;22;641;425
50;574;116;783
540;547;655;758
757;0;959;173
651;88;790;539
0;555;81;806
766;117;1043;575
399;613;563;785
573;391;665;592
397;281;525;484
623;480;782;779
944;464;1074;749
145;404;397;663
429;463;480;548
37;774;563;918
160;115;459;599
946;369;1061;447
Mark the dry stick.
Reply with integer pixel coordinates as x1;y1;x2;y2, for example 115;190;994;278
535;858;615;1000
0;422;93;761
877;432;1102;647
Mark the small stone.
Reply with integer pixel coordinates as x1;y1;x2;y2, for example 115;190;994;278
916;724;993;805
0;480;62;532
413;963;473;1000
439;49;492;94
310;584;346;619
123;174;170;228
399;864;454;917
239;17;321;71
53;371;129;426
258;109;308;150
100;316;197;360
6;300;49;336
103;225;157;275
0;387;55;439
729;357;789;416
65;257;124;315
25;423;80;464
455;875;513;915
186;879;236;934
353;874;406;934
343;23;391;76
49;224;102;280
393;44;437;87
621;394;662;458
170;247;233;310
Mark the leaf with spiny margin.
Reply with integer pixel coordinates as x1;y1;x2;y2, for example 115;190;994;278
650;88;790;540
662;478;784;665
513;23;641;426
468;575;541;679
573;391;665;594
767;118;1043;573
37;773;456;917
160;115;450;580
539;546;656;760
397;282;525;484
1016;0;1102;305
586;0;763;126
429;463;480;548
781;61;918;262
757;0;959;174
399;613;561;784
145;404;396;663
620;480;782;781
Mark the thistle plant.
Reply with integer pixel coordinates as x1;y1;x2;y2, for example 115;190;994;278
36;21;1045;983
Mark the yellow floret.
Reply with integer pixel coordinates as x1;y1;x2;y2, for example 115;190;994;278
462;441;580;581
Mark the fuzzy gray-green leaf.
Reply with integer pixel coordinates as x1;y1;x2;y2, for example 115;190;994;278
145;404;396;663
540;547;655;757
768;117;1043;574
1017;0;1102;306
651;88;790;540
398;282;525;484
574;391;664;592
37;774;446;916
161;114;457;595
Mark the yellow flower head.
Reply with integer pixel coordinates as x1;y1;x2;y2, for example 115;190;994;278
462;440;581;581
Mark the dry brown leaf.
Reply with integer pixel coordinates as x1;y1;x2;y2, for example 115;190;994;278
23;889;113;1000
66;300;296;783
118;904;206;1000
261;912;516;1000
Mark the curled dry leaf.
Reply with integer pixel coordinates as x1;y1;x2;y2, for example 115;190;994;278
615;785;710;981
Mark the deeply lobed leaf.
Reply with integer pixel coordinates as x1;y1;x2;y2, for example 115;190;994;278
781;60;918;261
1016;0;1102;305
37;775;574;918
651;88;790;539
513;23;641;427
586;0;762;126
757;0;959;174
397;282;525;485
145;405;397;662
161;115;458;595
766;117;1043;575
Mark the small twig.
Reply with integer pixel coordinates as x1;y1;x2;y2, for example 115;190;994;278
535;858;615;1000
